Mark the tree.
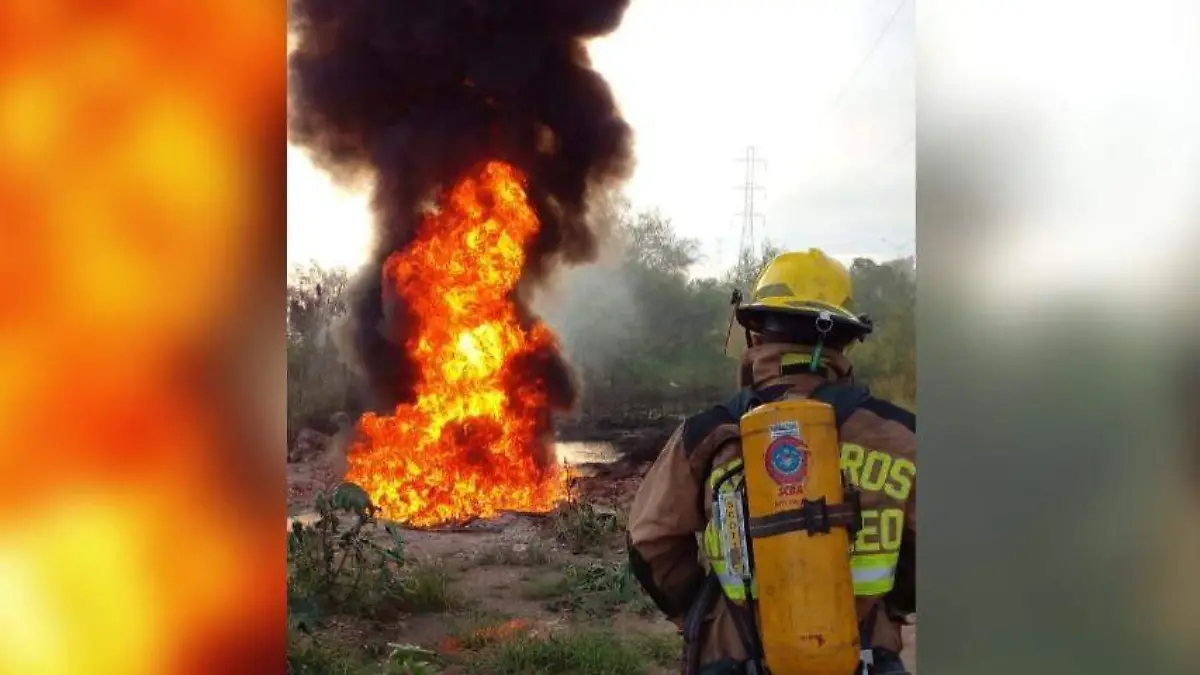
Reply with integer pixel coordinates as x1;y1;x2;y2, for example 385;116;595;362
619;209;700;276
285;207;917;428
288;263;350;341
723;240;784;295
287;263;358;442
848;257;916;407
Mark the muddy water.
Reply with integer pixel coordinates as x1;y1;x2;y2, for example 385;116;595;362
553;440;620;465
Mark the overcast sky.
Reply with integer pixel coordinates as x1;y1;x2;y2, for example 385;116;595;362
287;0;916;278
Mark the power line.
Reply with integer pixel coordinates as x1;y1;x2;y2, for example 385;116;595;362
830;0;910;108
793;0;912;162
716;4;910;273
863;133;914;177
881;236;915;251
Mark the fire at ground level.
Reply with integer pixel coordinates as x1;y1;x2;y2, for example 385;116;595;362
285;416;916;674
286;416;675;523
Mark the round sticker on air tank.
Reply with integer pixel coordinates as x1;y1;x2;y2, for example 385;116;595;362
765;435;810;490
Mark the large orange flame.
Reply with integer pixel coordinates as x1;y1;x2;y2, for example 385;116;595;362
346;160;570;527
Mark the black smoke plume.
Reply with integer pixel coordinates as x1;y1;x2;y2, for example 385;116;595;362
288;0;635;412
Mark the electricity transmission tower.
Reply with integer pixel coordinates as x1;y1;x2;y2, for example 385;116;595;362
733;145;767;284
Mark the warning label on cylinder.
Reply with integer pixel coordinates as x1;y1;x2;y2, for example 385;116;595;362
768;420;802;441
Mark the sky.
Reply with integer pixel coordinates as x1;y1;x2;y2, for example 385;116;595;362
286;0;916;279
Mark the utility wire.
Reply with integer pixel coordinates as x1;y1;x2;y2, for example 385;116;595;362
830;0;910;108
864;133;914;177
794;0;912;168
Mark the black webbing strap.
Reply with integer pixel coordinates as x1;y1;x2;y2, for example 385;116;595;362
681;574;721;675
738;480;768;675
745;496;861;538
727;594;766;675
857;600;883;675
808;381;872;428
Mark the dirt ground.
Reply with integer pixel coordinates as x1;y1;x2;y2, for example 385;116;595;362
287;443;915;674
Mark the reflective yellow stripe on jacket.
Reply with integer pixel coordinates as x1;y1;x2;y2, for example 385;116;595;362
850;552;899;596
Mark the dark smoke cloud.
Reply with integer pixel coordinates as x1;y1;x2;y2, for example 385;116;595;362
288;0;635;412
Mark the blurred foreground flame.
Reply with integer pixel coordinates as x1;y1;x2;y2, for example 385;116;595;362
0;1;283;674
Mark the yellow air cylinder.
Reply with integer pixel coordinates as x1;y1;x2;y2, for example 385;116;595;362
739;397;860;675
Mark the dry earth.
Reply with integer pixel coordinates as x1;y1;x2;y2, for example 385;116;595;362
287;441;915;674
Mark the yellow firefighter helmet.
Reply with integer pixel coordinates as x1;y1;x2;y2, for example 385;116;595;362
734;249;872;343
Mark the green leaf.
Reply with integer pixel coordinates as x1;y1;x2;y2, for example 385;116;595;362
331;482;373;514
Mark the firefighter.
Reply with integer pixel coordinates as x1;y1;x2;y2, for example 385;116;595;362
626;249;916;675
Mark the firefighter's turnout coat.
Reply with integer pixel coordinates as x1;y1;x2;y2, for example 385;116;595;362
626;343;917;670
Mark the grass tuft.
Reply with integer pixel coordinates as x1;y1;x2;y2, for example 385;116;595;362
465;627;680;675
548;500;625;554
397;559;466;614
522;560;656;617
475;541;553;567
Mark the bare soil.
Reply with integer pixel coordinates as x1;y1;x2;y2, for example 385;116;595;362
287;427;915;674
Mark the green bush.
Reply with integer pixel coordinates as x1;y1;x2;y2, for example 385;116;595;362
287;484;409;621
287;482;463;629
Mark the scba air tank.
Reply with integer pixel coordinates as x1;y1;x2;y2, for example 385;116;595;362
739;397;860;675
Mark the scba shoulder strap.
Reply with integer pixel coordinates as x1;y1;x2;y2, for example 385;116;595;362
681;384;791;460
808;381;872;426
683;380;876;462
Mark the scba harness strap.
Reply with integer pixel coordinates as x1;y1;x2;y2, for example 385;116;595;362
746;490;862;538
